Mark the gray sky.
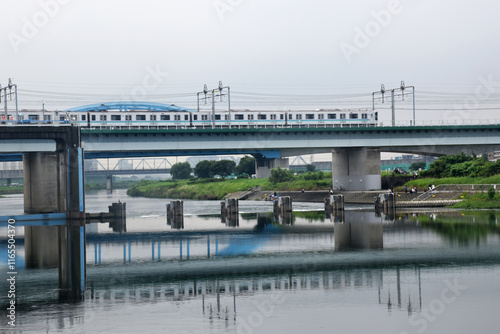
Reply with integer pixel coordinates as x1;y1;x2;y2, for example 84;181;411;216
2;0;500;124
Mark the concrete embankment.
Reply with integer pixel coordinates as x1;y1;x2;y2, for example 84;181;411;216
239;189;464;208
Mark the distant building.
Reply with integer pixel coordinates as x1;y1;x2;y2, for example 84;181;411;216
488;151;500;162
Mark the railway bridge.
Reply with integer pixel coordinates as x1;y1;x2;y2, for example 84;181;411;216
2;123;500;190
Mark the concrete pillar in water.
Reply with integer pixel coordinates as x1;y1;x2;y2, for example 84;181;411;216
382;193;396;220
23;127;86;299
109;202;126;232
273;196;292;224
221;198;239;226
106;175;113;192
332;148;381;191
255;157;289;179
167;200;184;229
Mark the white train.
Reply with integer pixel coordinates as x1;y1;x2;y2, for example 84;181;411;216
2;108;378;129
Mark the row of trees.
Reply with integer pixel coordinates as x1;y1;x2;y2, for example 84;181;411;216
170;156;256;180
420;153;500;178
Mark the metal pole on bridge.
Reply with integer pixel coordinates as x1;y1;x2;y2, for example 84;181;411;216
391;89;395;126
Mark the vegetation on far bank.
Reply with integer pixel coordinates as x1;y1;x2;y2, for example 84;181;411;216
0;186;23;195
400;153;500;208
451;190;500;209
127;169;333;200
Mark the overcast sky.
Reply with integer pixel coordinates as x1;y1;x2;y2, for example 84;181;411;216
2;0;500;124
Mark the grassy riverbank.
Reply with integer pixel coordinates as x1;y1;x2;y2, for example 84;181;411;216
127;172;332;200
402;175;500;208
451;192;500;209
0;186;23;195
404;174;500;190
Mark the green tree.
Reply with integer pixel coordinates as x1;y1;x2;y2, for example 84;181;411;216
269;167;294;183
213;160;236;179
170;162;192;180
409;161;426;171
194;160;215;178
235;156;256;176
306;164;316;172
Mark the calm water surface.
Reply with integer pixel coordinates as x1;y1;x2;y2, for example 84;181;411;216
1;189;500;333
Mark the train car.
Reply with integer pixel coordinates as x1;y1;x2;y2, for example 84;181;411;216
2;104;378;128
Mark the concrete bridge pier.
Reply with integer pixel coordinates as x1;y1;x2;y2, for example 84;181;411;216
22;128;86;299
332;148;381;191
106;175;113;192
255;157;289;179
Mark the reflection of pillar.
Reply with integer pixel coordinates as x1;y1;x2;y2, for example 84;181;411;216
25;226;59;268
334;211;383;250
6;178;11;186
332;148;381;191
255;157;289;179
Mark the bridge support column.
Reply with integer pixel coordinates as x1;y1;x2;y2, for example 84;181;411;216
255;157;289;179
332;148;381;191
106;175;113;192
22;127;86;299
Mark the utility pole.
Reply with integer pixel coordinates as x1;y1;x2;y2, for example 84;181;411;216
372;81;415;126
196;81;231;129
0;79;18;120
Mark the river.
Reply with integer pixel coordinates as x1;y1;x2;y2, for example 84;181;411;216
1;189;500;333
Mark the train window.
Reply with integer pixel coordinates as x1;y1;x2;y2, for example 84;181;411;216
215;115;221;120
258;114;267;120
270;114;276;120
112;115;121;121
100;115;107;121
161;115;170;120
361;113;368;119
202;115;208;121
328;114;336;119
150;115;157;121
280;114;284;120
235;114;244;120
69;115;77;121
289;114;293;119
125;115;132;121
225;115;229;120
340;114;346;119
91;115;96;121
136;115;146;121
29;114;40;120
174;115;180;121
306;114;314;120
296;114;302;120
193;115;198;121
81;115;86;121
349;113;358;119
248;114;254;120
184;115;189;121
318;114;324;119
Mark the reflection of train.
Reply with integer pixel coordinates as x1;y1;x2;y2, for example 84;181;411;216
2;109;378;128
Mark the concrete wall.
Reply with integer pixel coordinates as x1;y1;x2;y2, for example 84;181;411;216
255;158;289;179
